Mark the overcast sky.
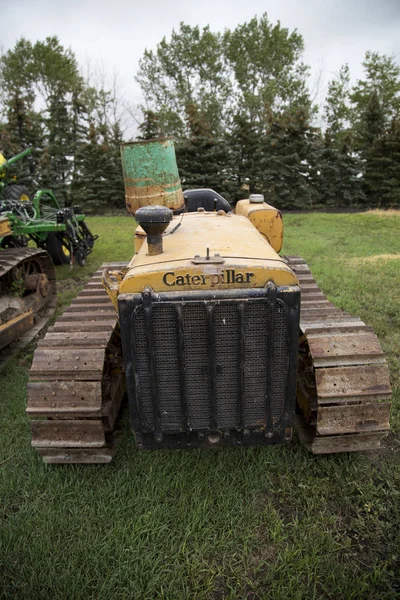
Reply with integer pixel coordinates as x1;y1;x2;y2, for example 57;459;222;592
2;0;400;133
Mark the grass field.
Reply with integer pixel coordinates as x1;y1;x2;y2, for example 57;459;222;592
1;212;399;599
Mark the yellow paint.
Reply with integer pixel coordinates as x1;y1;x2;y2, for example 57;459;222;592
0;153;6;178
102;269;124;311
134;226;146;253
119;262;297;293
131;212;282;266
113;211;297;296
0;309;33;331
0;217;12;237
235;200;283;253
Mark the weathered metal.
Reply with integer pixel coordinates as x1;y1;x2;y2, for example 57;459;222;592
235;198;283;253
120;138;184;214
288;256;391;453
134;205;173;255
26;185;392;461
27;263;126;464
118;285;300;449
0;248;56;358
111;211;297;295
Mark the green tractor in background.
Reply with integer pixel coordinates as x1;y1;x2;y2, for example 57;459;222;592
0;147;97;359
0;147;97;266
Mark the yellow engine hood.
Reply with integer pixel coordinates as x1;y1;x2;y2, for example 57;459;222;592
119;211;298;294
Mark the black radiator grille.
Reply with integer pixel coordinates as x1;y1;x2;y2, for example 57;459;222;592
214;303;239;428
129;294;292;434
182;304;209;429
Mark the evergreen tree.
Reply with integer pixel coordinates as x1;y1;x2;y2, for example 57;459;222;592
175;103;231;196
137;110;161;140
1;36;128;210
106;121;125;209
71;86;125;211
0;93;43;190
364;118;400;207
0;38;42;190
71;121;108;210
227;112;264;200
260;108;319;209
357;90;385;157
324;64;354;148
311;132;365;206
43;91;75;205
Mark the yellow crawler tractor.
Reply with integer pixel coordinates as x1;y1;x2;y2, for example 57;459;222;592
27;139;392;463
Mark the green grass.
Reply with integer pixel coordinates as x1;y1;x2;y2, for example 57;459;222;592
1;212;399;600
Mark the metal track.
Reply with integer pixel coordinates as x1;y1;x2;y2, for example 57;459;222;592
27;256;391;461
286;256;392;454
27;263;126;464
0;248;57;363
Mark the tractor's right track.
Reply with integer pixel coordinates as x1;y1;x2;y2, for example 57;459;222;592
27;263;126;464
287;256;392;454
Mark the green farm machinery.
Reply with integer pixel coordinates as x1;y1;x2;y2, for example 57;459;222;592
0;147;97;355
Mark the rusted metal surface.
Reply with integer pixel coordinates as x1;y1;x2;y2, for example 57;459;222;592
296;415;384;454
120;139;184;214
36;447;115;464
27;381;103;416
307;332;385;367
124;184;184;214
67;303;115;312
287;256;392;454
30;420;106;448
27;263;126;464
0;248;56;359
37;332;112;348
0;311;34;349
30;348;106;380
317;402;391;435
315;364;392;403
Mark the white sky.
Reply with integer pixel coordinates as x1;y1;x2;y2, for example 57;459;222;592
1;0;400;134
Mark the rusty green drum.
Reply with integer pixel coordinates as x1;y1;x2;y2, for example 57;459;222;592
120;138;184;214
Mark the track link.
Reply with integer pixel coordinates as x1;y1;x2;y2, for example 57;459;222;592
287;256;392;454
27;263;126;464
0;248;57;363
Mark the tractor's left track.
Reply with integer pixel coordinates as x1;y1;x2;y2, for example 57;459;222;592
0;247;57;364
27;263;127;464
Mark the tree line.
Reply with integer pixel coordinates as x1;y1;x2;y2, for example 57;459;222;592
0;37;125;209
1;15;400;211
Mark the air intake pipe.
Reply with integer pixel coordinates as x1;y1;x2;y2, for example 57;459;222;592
135;205;173;255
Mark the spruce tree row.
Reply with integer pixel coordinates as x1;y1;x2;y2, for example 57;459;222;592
0;37;124;210
1;18;400;212
137;17;400;209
